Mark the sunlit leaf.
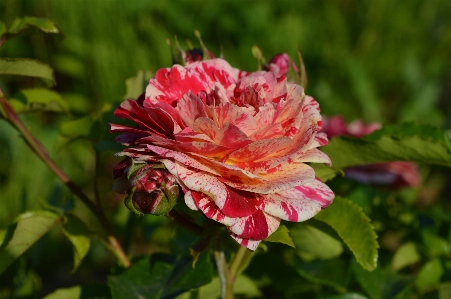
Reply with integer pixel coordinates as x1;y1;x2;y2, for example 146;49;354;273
62;214;91;273
265;225;295;248
108;252;213;299
8;17;59;34
311;164;343;182
323;123;451;169
0;58;55;85
315;197;378;271
9;89;69;114
392;242;420;271
290;223;343;260
42;284;111;299
416;258;444;293
0;210;63;275
296;259;348;292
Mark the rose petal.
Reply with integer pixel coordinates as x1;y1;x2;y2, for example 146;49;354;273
258;179;333;222
228;210;280;240
229;234;261;251
174;162;259;218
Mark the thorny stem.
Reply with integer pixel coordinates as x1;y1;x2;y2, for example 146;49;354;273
0;90;131;268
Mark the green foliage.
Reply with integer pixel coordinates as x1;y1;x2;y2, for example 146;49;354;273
0;210;63;275
315;197;378;271
264;224;295;248
416;259;444;293
290;222;343;260
324;123;451;169
352;261;414;299
296;259;348;292
107;253;214;299
43;284;111;299
1;1;451;298
62;214;91;272
391;242;420;272
0;58;55;85
9;88;69;113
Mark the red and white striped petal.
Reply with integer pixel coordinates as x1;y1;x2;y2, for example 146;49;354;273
219;162;315;194
174;162;259;218
258;179;334;221
188;190;238;226
210;102;258;136
296;148;332;165
176;93;208;128
229;234;261;251
227;137;294;163
228;210;281;240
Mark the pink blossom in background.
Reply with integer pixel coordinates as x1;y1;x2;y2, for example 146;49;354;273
111;58;334;250
321;115;420;189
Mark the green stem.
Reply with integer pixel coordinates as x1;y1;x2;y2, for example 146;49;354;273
229;245;249;281
213;237;234;299
0;91;131;268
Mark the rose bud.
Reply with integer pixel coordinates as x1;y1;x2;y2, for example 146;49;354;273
124;164;179;216
185;48;204;64
265;53;299;78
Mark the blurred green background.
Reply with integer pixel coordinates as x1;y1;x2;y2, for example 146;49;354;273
1;0;451;298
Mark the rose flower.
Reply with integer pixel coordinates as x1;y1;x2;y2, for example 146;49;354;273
321;116;420;189
111;58;334;250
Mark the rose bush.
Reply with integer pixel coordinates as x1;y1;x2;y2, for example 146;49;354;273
111;58;334;250
322;115;420;188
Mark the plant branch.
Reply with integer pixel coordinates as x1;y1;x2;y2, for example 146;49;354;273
0;90;131;268
213;237;234;299
228;245;249;282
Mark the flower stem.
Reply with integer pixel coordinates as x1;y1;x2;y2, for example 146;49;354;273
0;90;131;268
229;245;249;281
213;237;234;299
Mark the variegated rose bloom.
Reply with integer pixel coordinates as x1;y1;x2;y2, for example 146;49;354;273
111;58;334;250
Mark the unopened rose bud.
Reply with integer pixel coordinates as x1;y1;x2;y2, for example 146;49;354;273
185;48;204;63
265;53;299;78
124;164;179;216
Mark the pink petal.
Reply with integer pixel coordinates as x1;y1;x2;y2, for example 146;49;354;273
174;162;259;218
228;210;280;240
114;100;169;138
137;135;233;158
235;71;279;104
176;93;208;128
219;162;315;194
258;179;333;222
229;234;261;251
297;148;331;165
227;137;294;162
193;117;253;149
210;102;258;136
187;190;237;226
145;65;211;105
